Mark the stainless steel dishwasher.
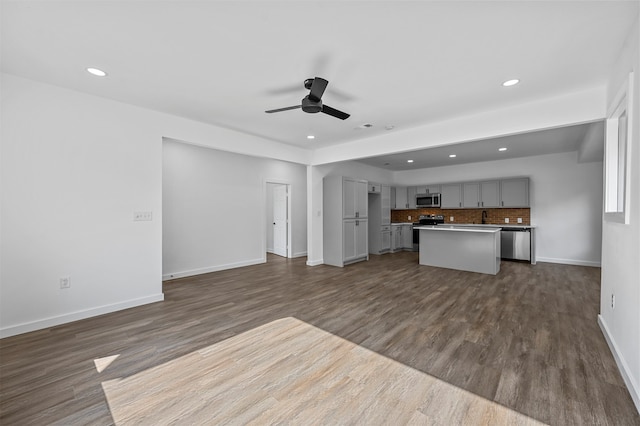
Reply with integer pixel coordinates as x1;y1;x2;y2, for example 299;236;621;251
500;227;532;262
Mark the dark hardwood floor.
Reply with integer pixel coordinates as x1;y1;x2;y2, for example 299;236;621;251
1;252;638;424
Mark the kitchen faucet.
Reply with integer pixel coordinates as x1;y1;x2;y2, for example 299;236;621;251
482;210;487;224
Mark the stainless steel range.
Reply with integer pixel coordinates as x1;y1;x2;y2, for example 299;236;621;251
412;214;445;251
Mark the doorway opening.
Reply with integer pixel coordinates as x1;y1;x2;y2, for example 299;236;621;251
266;182;291;259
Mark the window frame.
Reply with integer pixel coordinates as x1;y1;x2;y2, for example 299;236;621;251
604;71;634;224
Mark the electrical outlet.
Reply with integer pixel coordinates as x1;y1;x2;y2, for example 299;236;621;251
517;218;523;223
133;211;153;221
611;294;615;309
450;216;454;222
60;276;71;289
408;216;411;221
504;218;510;223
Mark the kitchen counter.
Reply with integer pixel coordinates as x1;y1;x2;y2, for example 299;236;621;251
446;223;536;229
414;225;501;233
417;226;501;275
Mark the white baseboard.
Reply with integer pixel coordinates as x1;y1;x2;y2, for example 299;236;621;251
306;258;323;266
598;315;640;414
0;293;165;339
536;257;601;267
163;257;266;281
292;251;307;259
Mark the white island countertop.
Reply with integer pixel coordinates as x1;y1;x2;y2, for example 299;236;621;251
446;223;536;229
414;225;501;233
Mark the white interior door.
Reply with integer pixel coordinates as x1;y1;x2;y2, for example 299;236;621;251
273;185;288;257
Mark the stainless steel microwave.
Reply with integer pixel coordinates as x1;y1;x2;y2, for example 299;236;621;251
416;193;441;208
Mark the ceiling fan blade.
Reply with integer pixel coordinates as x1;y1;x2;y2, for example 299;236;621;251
265;105;301;113
308;77;328;102
322;104;350;120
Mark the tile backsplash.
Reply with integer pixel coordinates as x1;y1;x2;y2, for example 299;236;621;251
391;208;530;225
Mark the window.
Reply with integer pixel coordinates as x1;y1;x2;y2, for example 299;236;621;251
604;71;634;224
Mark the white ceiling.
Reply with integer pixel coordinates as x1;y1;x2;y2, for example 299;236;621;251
1;1;637;161
356;120;604;170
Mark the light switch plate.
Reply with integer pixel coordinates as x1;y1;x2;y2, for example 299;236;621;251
504;218;510;223
450;216;454;222
134;211;153;221
60;276;71;289
517;218;523;223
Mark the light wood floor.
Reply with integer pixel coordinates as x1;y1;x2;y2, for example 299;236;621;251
1;253;638;425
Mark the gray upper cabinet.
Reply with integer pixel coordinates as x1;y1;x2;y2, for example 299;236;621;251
440;183;463;209
500;178;529;207
392;177;528;210
463;181;499;208
394;186;409;209
407;186;418;209
462;182;480;208
414;185;441;194
368;182;381;193
480;180;500;207
343;178;368;218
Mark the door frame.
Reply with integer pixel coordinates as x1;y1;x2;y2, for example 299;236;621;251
263;179;292;259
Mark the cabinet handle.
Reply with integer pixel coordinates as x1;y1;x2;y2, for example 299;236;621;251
501;201;504;207
482;201;484;207
356;220;359;226
459;202;461;207
477;202;480;207
356;211;359;218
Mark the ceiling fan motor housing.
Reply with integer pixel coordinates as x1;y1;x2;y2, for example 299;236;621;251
301;96;322;113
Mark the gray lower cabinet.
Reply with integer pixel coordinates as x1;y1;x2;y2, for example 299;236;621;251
369;224;391;255
391;225;402;252
403;224;413;249
391;224;413;251
343;219;368;263
380;225;391;253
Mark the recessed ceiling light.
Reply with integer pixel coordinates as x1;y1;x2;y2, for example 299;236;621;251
449;154;457;158
502;79;519;87
407;160;414;163
385;125;395;131
307;135;315;139
498;147;508;151
86;67;107;77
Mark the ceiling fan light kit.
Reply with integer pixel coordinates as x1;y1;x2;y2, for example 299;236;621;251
265;77;350;120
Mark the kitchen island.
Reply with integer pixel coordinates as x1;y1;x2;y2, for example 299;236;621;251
415;225;501;275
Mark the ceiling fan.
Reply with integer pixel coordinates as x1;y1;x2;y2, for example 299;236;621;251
265;77;350;120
